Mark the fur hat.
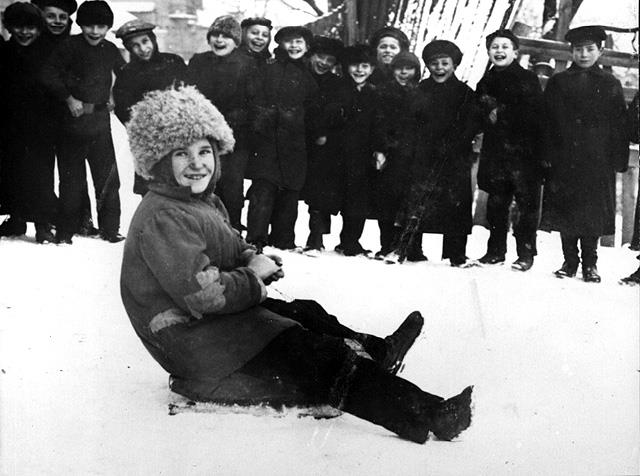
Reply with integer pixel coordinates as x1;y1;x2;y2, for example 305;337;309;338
390;50;422;77
341;44;376;69
115;19;155;41
369;26;410;51
31;0;77;14
274;25;313;45
207;15;241;45
421;39;463;66
240;17;272;30
126;86;235;180
76;0;113;28
310;35;344;59
485;29;519;49
565;25;607;45
3;2;44;29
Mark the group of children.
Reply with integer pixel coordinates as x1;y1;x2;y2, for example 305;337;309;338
0;0;636;283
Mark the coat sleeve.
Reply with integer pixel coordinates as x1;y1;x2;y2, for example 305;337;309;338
607;77;630;172
112;66;134;124
40;40;74;102
138;209;266;318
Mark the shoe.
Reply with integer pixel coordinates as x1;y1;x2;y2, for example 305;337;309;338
478;253;505;265
305;232;324;251
334;243;344;253
381;311;424;375
302;247;321;258
511;256;534;271
77;218;99;237
342;243;371;257
620;269;640;285
554;261;578;278
428;386;474;441
56;231;73;245
99;231;125;243
383;250;401;264
406;251;428;262
0;216;26;237
582;265;601;283
35;223;57;244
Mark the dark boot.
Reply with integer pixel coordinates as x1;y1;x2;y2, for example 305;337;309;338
381;311;424;375
56;230;73;245
620;267;640;285
554;261;578;278
77;215;99;237
582;265;601;283
35;223;57;244
478;252;505;265
406;234;427;262
427;385;474;441
0;216;26;237
99;230;125;243
304;231;324;251
512;256;534;271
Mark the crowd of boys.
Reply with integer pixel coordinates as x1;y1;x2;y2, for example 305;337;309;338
0;0;638;284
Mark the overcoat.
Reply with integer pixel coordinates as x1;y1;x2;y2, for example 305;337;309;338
475;62;543;194
246;50;319;191
540;64;628;236
408;76;480;235
121;183;297;393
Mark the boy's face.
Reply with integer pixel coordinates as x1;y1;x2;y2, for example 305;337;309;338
348;62;374;85
171;138;216;194
309;53;337;75
392;65;417;86
244;25;270;53
282;36;307;59
81;24;109;46
488;37;517;69
571;41;603;69
427;56;455;83
10;25;40;46
43;6;70;36
128;33;155;61
376;36;401;65
209;34;236;57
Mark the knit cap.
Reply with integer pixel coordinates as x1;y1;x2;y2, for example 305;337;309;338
207;15;242;45
3;2;44;29
76;0;113;28
421;39;463;66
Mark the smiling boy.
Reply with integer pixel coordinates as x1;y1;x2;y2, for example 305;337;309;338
239;17;272;64
41;0;125;244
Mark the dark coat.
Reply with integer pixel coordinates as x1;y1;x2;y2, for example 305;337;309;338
113;52;187;124
371;80;421;221
540;64;628;236
186;48;259;146
121;183;297;390
475;62;543;194
407;76;481;235
301;70;345;214
334;79;379;217
246;52;319;191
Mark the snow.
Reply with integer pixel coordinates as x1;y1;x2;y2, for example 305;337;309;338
1;116;639;475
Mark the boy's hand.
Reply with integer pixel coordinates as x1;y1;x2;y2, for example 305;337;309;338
488;108;498;124
374;152;387;171
247;254;281;282
66;96;84;117
316;136;327;146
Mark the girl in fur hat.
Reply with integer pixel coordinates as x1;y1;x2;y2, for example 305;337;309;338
121;85;473;443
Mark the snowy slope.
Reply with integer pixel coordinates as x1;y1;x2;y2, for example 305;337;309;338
1;117;638;475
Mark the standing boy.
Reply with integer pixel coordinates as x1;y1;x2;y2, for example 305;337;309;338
541;26;628;283
475;29;543;271
41;0;125;244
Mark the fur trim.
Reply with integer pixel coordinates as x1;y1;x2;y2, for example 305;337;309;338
207;15;241;45
126;86;235;180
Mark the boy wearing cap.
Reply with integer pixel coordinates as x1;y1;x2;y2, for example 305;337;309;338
40;0;125;244
301;35;344;254
113;19;187;196
245;26;319;251
0;2;59;243
475;29;543;271
187;15;259;231
402;40;480;266
239;17;272;64
541;26;628;283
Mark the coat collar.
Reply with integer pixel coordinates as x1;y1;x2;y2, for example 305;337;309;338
566;63;603;75
147;182;218;202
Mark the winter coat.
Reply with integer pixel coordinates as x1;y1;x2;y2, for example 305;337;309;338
238;45;271;67
186;48;259;146
120;182;297;390
475;62;543;194
301;70;346;214
113;52;187;124
371;80;421;221
40;34;125;135
629;91;639;144
334;79;379;217
246;51;319;191
405;76;481;235
540;64;628;236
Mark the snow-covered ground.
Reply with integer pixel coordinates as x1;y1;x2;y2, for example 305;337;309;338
1;117;639;475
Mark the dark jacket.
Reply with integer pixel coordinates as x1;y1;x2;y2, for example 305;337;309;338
113;52;187;124
475;61;543;194
121;182;297;389
246;50;319;191
301;70;345;214
540;64;628;236
186;48;259;146
407;76;480;235
371;80;421;221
